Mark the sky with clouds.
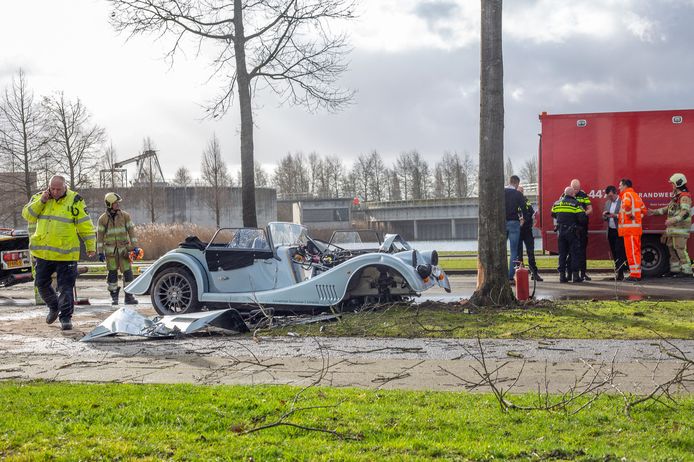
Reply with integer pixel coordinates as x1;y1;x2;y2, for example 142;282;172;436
1;0;694;180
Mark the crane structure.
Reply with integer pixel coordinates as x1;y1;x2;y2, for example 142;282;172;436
99;150;167;188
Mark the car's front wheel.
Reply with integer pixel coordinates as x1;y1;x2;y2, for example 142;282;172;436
151;266;200;315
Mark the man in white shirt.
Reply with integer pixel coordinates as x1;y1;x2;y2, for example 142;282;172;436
603;185;627;280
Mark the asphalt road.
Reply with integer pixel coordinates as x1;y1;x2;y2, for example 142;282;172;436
1;276;692;394
422;273;694;302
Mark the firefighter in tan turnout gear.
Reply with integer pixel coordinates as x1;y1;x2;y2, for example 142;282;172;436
648;173;693;277
97;193;140;304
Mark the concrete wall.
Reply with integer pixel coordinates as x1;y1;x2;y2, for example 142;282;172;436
79;186;277;227
292;198;353;230
361;195;539;240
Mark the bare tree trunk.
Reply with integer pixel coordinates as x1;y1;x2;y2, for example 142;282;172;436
470;0;515;306
234;0;257;228
149;156;156;223
110;0;354;226
215;187;221;228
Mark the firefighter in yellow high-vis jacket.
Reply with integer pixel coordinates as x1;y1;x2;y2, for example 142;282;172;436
22;175;96;331
97;192;140;305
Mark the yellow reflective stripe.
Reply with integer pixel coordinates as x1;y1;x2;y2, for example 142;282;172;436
82;234;96;241
26;207;40;218
620;223;641;228
30;244;81;255
38;214;74;223
668;228;690;235
76;216;92;224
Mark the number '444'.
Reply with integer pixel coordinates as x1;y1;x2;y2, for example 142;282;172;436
588;189;604;199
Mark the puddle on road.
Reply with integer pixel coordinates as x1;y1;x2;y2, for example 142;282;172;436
418;290;688;303
0;297;34;307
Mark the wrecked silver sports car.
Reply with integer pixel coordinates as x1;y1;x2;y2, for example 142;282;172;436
125;222;450;315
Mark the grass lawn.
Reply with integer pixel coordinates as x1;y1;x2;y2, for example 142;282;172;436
438;256;616;271
1;382;691;461
268;301;694;340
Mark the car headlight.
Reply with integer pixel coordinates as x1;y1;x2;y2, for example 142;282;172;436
419;250;439;266
416;264;432;279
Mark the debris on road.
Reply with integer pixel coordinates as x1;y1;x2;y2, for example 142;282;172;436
81;307;249;342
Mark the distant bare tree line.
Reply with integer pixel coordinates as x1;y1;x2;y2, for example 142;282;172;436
0;69;105;226
272;149;479;201
0;67;538;229
0;71;106;193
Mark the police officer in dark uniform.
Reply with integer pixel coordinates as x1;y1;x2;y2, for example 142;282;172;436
552;186;588;283
570;178;593;281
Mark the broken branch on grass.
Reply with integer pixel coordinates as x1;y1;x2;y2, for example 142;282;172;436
238;337;361;440
623;334;693;416
510;323;544;336
457;337;619;414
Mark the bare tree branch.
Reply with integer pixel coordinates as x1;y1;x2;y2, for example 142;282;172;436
110;0;355;226
42;92;105;189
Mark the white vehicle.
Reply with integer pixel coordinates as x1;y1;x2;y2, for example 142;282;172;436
0;228;32;287
126;222;450;315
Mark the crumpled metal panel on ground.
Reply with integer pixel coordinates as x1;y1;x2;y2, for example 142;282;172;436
80;307;249;342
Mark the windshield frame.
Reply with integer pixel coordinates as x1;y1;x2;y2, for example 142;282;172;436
266;222;310;248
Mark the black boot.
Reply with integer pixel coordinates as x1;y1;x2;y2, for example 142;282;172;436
46;307;59;324
581;272;591;281
531;269;543;282
110;288;120;306
124;292;139;305
559;271;568;283
572;272;583;283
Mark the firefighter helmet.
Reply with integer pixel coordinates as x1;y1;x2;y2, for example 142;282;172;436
669;173;687;188
104;192;122;208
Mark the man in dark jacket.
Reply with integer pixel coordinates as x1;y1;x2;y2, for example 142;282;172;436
551;186;588;283
516;185;542;281
570;178;593;281
505;175;525;282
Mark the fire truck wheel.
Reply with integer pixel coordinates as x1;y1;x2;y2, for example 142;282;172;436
641;235;669;278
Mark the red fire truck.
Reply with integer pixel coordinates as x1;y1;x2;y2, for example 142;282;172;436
538;109;694;277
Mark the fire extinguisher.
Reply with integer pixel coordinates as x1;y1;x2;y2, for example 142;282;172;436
514;262;530;301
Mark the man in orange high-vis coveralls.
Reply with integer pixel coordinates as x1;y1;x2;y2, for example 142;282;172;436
618;178;647;282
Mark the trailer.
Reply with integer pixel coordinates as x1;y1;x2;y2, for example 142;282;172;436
538;109;694;277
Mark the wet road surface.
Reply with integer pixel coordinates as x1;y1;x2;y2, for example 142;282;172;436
0;277;692;393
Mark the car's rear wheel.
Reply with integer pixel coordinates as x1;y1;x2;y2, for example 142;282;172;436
151;266;200;315
641;235;669;278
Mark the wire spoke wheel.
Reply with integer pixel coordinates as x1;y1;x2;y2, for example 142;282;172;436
151;267;199;315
